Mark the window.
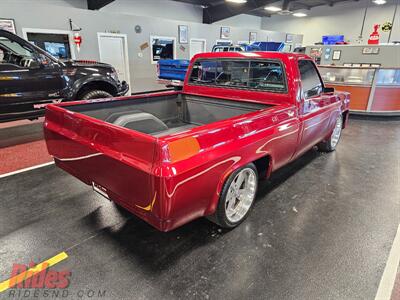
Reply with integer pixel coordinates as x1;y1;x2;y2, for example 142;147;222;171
298;60;323;98
151;36;175;63
215;61;249;87
189;59;286;93
249;61;284;90
0;35;35;67
26;32;71;60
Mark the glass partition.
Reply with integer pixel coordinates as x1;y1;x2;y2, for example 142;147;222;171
317;65;400;115
318;66;375;86
375;69;400;86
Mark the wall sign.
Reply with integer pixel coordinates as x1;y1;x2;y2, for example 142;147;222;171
178;25;188;44
362;47;380;55
310;47;322;64
286;34;293;43
220;26;230;39
381;22;392;32
332;50;341;60
249;32;257;43
140;42;149;50
0;18;16;34
368;24;380;45
324;48;331;60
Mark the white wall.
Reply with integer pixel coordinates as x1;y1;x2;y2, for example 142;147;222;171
215;14;262;30
262;0;400;45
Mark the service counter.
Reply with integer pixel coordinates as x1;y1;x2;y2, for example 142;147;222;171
319;66;400;116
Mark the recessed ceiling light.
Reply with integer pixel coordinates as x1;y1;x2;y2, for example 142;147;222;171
264;6;282;12
226;0;247;3
372;0;386;4
293;12;307;17
278;10;293;15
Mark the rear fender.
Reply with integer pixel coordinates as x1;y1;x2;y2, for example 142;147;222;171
204;152;273;216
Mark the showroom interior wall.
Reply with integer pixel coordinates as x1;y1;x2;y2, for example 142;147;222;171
262;0;400;45
0;0;302;92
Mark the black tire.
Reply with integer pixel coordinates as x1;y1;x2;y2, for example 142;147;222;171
317;114;343;152
208;163;258;229
80;90;113;100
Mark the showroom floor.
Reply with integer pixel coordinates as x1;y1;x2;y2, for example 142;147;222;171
0;117;399;299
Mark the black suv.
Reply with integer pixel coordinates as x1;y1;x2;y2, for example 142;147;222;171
0;29;129;122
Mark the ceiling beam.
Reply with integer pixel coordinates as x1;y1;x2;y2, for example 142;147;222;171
282;0;292;10
87;0;115;10
202;0;277;23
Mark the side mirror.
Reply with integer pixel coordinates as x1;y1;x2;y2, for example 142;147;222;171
323;87;335;93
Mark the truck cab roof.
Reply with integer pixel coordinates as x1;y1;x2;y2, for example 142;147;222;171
191;51;311;62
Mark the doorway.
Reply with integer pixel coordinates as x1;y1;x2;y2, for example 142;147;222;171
97;33;130;93
190;38;207;59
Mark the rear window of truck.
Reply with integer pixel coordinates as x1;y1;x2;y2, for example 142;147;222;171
189;59;287;93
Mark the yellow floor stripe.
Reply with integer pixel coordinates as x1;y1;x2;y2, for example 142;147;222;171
0;251;68;293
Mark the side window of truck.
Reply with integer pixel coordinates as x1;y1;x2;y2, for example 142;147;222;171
298;60;323;99
0;36;36;68
189;59;286;93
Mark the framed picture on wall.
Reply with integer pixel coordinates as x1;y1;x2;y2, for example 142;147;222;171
286;34;293;43
220;26;230;39
0;18;16;34
178;25;188;44
332;50;341;60
249;32;257;43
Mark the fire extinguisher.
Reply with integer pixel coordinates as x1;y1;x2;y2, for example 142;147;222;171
74;32;82;52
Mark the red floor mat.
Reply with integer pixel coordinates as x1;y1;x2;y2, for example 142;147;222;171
0;140;52;175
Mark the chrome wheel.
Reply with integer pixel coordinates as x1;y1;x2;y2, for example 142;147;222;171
225;168;257;223
330;115;343;148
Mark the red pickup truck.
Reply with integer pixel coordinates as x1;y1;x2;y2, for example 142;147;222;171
44;52;350;231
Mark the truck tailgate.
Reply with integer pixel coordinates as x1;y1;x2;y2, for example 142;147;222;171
44;104;161;220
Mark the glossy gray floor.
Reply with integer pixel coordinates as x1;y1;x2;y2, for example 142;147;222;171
0;117;399;300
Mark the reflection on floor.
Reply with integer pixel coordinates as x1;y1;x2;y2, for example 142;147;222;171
0;118;52;175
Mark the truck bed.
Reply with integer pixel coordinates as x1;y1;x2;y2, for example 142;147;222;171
66;93;270;137
44;91;279;231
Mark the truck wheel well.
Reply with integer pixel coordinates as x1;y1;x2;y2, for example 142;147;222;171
253;155;271;179
76;81;117;99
